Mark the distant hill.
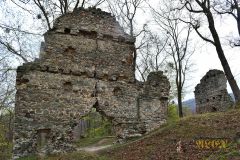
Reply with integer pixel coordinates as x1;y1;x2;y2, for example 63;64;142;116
182;98;196;113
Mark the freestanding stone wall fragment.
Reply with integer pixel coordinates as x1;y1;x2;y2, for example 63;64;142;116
13;7;170;159
194;69;233;114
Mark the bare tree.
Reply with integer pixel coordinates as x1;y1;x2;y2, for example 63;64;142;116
136;30;169;82
178;0;240;105
0;66;16;111
151;2;195;117
107;0;144;37
167;24;194;117
10;0;106;30
212;0;240;46
0;1;42;112
0;1;41;63
213;0;240;36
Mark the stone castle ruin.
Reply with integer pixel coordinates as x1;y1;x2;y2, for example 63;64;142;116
13;8;170;158
194;69;233;113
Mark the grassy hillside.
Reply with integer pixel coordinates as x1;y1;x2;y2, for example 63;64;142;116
10;109;240;160
101;109;240;160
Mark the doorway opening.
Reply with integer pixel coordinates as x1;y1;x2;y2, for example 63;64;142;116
72;107;115;147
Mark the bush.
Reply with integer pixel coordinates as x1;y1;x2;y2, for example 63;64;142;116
83;108;113;138
87;120;112;138
0;123;12;160
167;104;179;123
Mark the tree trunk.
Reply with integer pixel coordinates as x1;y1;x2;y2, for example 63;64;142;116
206;10;240;104
177;63;183;117
178;86;183;117
237;8;240;37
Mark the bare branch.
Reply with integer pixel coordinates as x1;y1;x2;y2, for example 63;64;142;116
33;0;52;30
0;24;42;36
0;40;28;63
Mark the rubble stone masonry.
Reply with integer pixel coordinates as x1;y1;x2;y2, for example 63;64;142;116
194;69;233;114
13;7;170;159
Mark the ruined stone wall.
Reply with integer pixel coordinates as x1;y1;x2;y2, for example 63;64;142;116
13;7;170;159
194;69;233;114
42;8;135;83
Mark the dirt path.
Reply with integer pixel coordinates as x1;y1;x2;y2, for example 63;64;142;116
77;144;112;152
77;137;115;152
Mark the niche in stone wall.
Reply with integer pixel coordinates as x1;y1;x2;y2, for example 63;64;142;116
25;112;31;118
64;28;71;34
113;86;122;96
118;36;125;42
37;129;51;150
103;34;113;40
24;111;35;119
63;81;73;91
212;107;217;112
65;46;76;55
79;30;97;38
17;78;29;85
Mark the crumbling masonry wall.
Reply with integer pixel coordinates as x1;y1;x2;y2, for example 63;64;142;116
194;69;233;113
13;8;170;159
